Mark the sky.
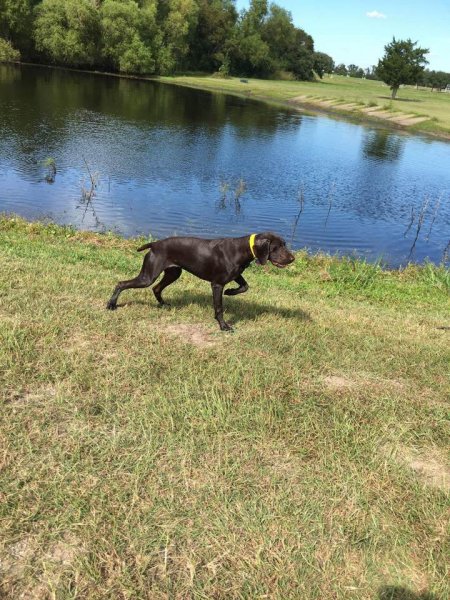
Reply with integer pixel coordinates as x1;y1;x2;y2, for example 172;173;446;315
235;0;450;72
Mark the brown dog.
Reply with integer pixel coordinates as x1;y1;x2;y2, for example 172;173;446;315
107;232;295;331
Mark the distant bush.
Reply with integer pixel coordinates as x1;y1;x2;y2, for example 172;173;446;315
0;38;20;62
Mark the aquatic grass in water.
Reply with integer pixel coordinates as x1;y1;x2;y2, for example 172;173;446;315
42;157;56;183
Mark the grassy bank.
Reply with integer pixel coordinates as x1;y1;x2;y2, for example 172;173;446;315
160;74;450;139
1;217;449;599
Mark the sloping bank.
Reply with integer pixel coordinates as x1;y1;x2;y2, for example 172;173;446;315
1;215;449;599
159;74;450;141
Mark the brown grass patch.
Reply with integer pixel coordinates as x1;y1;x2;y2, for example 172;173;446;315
384;445;450;492
323;375;356;390
164;323;220;348
322;373;406;394
0;534;83;599
3;384;57;406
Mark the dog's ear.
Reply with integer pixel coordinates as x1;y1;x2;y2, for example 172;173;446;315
254;237;271;265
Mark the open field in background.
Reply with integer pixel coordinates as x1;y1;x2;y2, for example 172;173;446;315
160;74;450;138
0;216;449;599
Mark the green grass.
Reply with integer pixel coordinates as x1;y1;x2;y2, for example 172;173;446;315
159;74;450;138
1;216;449;599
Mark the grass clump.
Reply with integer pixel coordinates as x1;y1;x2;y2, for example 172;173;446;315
0;216;449;599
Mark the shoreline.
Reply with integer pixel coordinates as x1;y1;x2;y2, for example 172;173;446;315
2;215;449;273
158;76;450;143
8;61;450;143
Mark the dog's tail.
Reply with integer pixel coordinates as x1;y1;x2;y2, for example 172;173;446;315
137;242;153;252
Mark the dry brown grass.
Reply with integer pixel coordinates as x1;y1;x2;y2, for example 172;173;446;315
0;217;448;598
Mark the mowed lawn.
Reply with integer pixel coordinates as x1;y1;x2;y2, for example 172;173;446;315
0;217;449;599
160;74;450;137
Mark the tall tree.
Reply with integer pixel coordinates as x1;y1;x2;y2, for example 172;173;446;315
376;37;429;99
226;0;271;77
0;0;33;57
157;0;199;73
313;52;334;78
188;0;237;72
100;0;158;74
34;0;100;66
283;28;314;80
261;4;297;73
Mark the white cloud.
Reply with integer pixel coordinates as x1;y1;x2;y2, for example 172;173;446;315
366;10;387;19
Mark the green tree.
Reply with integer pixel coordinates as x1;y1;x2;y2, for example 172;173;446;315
423;69;450;91
283;28;314;80
334;63;347;75
156;0;199;73
34;0;100;66
261;4;294;71
365;65;379;80
261;3;315;79
347;63;364;78
100;0;157;74
0;0;30;36
226;0;272;76
376;37;429;99
188;0;237;72
0;0;34;58
313;51;334;78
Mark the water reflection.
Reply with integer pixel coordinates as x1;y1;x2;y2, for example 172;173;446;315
1;64;450;267
362;129;404;161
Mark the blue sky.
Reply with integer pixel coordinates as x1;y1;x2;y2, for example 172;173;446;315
235;0;450;72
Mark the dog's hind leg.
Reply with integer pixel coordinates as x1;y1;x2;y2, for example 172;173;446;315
224;275;249;296
152;267;182;306
106;251;164;310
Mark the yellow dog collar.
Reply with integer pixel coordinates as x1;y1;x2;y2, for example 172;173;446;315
249;233;257;259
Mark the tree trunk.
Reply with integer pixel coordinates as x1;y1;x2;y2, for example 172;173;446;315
391;86;399;99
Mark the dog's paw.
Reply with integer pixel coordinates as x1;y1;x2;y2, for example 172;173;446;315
106;301;117;310
157;302;171;309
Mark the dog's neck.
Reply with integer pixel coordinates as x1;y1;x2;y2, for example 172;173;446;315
249;234;257;259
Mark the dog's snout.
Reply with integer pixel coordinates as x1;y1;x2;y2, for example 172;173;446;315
286;251;295;264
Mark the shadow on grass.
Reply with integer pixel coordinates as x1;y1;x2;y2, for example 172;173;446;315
378;586;440;600
378;96;422;103
117;291;311;326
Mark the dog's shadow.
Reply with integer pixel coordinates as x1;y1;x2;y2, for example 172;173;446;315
378;586;439;600
118;290;311;326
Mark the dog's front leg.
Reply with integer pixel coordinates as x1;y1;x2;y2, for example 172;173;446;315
224;275;249;296
211;283;232;331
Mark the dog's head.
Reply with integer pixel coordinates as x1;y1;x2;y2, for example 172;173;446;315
253;232;295;268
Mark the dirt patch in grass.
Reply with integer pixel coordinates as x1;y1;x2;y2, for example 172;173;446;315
3;384;57;406
164;323;220;348
323;375;356;390
384;445;450;492
322;374;405;393
0;534;83;598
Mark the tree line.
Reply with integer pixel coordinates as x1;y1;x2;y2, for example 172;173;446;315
0;0;334;79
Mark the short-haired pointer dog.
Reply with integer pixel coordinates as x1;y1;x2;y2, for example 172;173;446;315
106;232;295;331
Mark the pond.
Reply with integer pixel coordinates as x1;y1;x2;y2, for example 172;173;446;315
1;64;449;267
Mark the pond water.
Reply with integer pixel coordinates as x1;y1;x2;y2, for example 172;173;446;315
1;64;449;266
